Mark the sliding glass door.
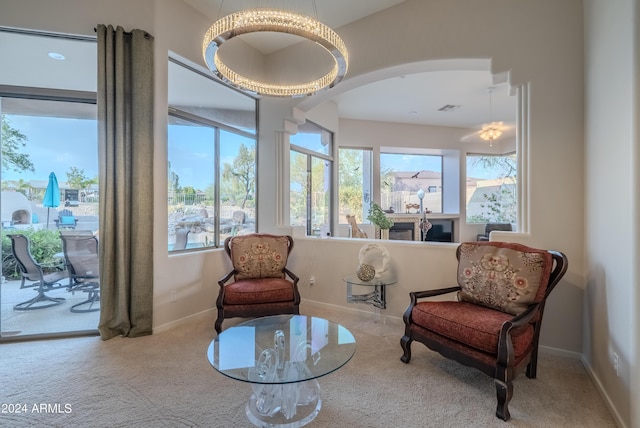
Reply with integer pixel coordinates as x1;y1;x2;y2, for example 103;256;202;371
0;29;99;340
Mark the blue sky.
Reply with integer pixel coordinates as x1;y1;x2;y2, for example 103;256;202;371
3;115;98;184
3;115;251;191
168;125;254;190
381;153;442;175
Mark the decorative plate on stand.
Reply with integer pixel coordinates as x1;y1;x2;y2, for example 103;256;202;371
358;243;390;278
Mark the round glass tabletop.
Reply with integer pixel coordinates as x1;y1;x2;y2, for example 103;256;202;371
207;315;356;385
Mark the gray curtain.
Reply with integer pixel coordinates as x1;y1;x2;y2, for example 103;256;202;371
97;24;154;339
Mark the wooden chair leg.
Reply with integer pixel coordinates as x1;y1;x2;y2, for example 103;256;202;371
215;311;224;334
400;335;413;363
495;378;513;421
526;353;538;379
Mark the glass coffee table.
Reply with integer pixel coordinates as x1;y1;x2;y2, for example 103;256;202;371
207;315;356;427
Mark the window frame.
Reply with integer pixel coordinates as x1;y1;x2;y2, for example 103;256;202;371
289;121;334;237
167;59;258;252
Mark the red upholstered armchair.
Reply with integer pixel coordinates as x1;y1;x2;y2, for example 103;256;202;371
400;241;568;421
215;234;301;334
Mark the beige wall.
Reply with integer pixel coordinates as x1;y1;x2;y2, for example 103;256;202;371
290;0;586;354
584;0;637;426
3;0;635;426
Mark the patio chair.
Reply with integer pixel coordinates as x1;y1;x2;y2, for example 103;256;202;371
60;232;100;313
54;209;78;229
215;233;300;333
8;234;68;310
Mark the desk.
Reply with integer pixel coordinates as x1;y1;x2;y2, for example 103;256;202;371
207;315;356;427
343;273;397;309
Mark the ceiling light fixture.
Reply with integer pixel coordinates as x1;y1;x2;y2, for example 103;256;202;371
479;124;503;146
479;87;502;146
202;4;348;98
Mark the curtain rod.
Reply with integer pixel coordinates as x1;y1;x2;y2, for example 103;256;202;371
94;26;152;39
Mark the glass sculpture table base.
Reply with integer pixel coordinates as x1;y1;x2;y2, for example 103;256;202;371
245;379;321;427
208;317;355;428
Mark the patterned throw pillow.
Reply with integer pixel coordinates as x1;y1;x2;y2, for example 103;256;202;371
457;242;553;315
230;234;289;280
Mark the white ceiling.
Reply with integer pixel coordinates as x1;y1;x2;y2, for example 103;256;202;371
333;71;515;129
185;0;517;132
0;0;517;134
184;0;409;54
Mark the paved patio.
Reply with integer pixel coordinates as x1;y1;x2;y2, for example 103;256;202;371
1;278;99;338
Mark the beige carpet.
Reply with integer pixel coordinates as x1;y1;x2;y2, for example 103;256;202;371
0;302;615;428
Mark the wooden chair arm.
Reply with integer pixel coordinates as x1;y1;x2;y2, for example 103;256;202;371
283;267;299;284
218;270;237;288
409;286;461;301
283;267;301;306
497;303;541;368
403;286;461;327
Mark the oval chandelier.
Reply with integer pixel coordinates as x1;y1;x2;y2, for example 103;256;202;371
202;8;349;97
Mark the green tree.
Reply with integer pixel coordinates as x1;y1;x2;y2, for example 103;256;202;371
66;167;96;197
182;186;197;205
168;161;181;194
14;179;32;199
289;151;330;230
471;154;516;179
338;149;365;222
468;154;517;223
1;115;35;173
289;151;308;225
222;144;255;209
203;182;215;204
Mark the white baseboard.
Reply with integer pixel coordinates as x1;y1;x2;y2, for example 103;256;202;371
538;344;582;359
300;298;405;329
580;356;627;428
151;299;393;335
152;307;215;334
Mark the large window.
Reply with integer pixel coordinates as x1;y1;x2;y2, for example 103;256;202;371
466;153;517;224
380;152;442;214
290;122;333;236
338;148;372;225
167;60;257;251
